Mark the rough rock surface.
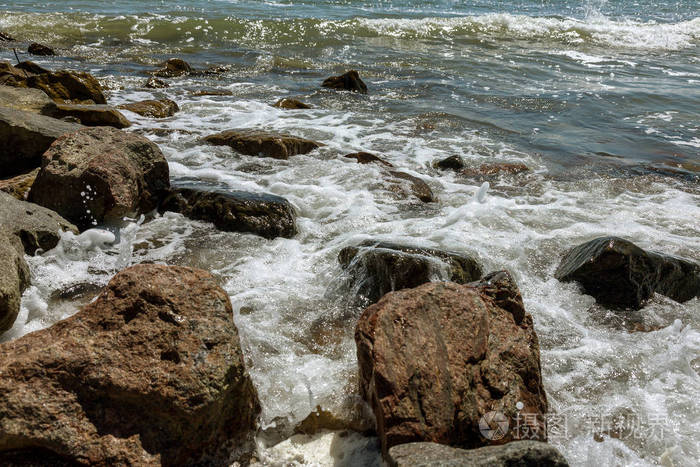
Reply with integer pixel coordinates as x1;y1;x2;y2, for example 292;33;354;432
435;155;465;171
160;187;297;239
29;127;170;230
28;42;55;56
0;264;261;465
145;76;169;88
273;98;311;109
0;107;84;177
53;104;131;128
203;129;321;160
0;168;39;200
118;98;179;118
0;85;58;115
555;236;700;309
387;170;436;202
322;70;368;94
0;191;78;254
345;151;393;167
153;58;193;78
338;240;483;304
388;441;569;467
355;275;548;453
0;232;30;332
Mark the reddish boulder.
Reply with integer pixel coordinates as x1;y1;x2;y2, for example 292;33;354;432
0;264;261;465
355;272;548;454
29;127;170;230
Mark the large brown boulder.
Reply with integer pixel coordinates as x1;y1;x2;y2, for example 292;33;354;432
0;191;78;254
29;127;170;230
0;264;261;465
0;107;84;177
203;129;321;160
52;103;131;128
25;70;107;104
338;240;483;304
355;273;548;454
322;70;368;94
118;99;179;118
159;187;297;239
555;236;700;309
388;441;569;467
0;232;30;332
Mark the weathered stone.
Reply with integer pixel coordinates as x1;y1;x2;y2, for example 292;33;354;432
435;155;465;171
0;168;39;200
0;264;261;465
0;191;78;254
555;236;700;309
338;240;483;304
24;70;107;104
0;107;84;177
53;104;131;128
345;151;393;167
29;127;170;230
355;278;548;453
118;98;179;118
468;271;526;324
15;61;51;75
28;42;55;56
0;232;30;332
145;76;169;89
203;129;321;160
273;98;311;109
153;58;193;78
159;187;297;239
388;441;569;467
462;162;529;177
322;70;367;94
388;170;436;202
0;85;58;115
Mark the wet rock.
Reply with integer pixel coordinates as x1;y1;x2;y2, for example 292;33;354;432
15;60;51;75
24;69;107;104
435;155;465;171
29;127;170;230
388;441;569;467
53;103;131;128
555;236;700;309
294;405;374;436
468;270;527;324
0;85;58;115
203;129;321;160
273;98;311;109
190;89;233;96
462;162;530;177
355;278;548;453
118;98;179;118
388;170;436;202
322;70;368;94
153;58;193;78
0;107;84;177
0;168;39;200
344;151;393;167
0;191;78;254
0;32;15;42
159;187;297;239
0;264;261;465
27;42;55;56
0;232;30;332
145;76;169;89
203;65;230;75
338;240;483;304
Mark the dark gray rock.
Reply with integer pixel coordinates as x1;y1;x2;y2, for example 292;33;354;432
555;236;700;309
388;441;568;467
159;187;297;240
435;155;465;171
338;240;483;304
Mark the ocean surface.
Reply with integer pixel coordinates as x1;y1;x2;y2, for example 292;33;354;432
1;1;699;466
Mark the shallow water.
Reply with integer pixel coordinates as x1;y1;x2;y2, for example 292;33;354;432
1;1;699;466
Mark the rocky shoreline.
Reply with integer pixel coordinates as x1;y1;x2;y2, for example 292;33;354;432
1;46;699;466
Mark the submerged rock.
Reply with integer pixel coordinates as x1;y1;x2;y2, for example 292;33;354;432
0;264;261;465
338;240;483;304
145;76;169;88
322;70;368;94
0;107;84;177
153;58;193;78
555;236;700;309
53;103;131;128
28;42;55;56
0;232;30;332
388;441;569;467
0;191;78;254
387;170;436;202
355;276;548;453
344;151;393;167
273;98;311;109
118;98;179;118
29;127;170;230
434;155;465;171
160;187;297;239
203;129;321;160
0;85;58;115
0;168;39;200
